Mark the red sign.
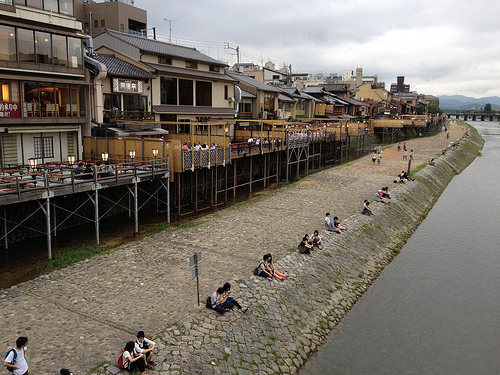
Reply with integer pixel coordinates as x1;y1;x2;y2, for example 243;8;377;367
0;102;21;118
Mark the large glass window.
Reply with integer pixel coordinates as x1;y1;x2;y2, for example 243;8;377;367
44;0;58;12
0;25;16;62
58;0;73;16
67;37;82;68
104;94;121;110
40;83;56;117
78;86;85;117
35;31;52;64
160;77;177;105
26;0;42;8
55;84;69;117
15;0;26;4
18;28;35;63
52;34;67;66
23;81;39;117
179;79;193;106
123;95;146;111
196;81;212;107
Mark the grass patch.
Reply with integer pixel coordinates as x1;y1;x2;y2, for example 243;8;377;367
287;247;297;252
409;163;427;178
144;218;208;235
35;243;109;273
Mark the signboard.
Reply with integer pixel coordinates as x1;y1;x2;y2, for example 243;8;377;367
0;102;21;118
112;78;143;94
189;251;202;279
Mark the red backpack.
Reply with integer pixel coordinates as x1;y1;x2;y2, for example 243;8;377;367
117;350;125;369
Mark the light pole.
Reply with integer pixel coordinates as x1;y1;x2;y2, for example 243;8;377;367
152;147;158;168
67;155;76;165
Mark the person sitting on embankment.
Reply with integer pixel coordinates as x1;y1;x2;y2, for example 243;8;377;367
375;191;390;205
361;200;373;216
298;237;313;256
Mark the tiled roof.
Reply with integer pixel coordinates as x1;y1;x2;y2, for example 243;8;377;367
146;63;237;82
102;29;226;66
303;85;327;94
241;90;256;99
95;53;154;78
153;105;236;115
278;93;295;103
226;71;283;93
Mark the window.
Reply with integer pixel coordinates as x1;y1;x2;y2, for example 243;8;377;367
104;93;121;110
0;82;11;102
179;79;193;105
196;81;211;106
209;65;220;72
101;20;105;28
40;83;55;117
185;61;197;69
58;0;73;16
224;85;228;100
158;56;171;65
178;119;190;134
52;34;67;66
160;77;177;105
84;23;89;33
0;0;14;4
123;95;146;111
67;37;82;68
35;31;52;64
18;28;35;63
34;136;54;158
26;0;42;8
94;20;98;28
44;0;58;12
273;75;280;79
55;84;70;117
0;25;16;62
264;94;275;112
120;24;124;32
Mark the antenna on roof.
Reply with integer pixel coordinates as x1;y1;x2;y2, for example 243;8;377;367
163;18;179;43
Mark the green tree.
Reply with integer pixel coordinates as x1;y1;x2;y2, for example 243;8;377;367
484;103;492;113
427;104;443;114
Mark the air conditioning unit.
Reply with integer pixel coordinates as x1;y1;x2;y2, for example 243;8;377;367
277;109;283;119
261;111;268;120
228;96;234;103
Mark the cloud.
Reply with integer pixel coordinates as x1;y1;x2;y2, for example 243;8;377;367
134;0;500;98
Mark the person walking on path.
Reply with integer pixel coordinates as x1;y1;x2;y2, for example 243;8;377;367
409;149;414;160
372;152;377;164
377;153;382;165
403;142;407;151
397;143;401;151
403;149;408;160
447;132;450;139
3;337;29;375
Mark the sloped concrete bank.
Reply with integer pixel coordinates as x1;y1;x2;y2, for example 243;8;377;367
91;129;483;375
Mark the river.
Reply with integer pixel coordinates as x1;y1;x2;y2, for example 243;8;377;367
301;120;500;375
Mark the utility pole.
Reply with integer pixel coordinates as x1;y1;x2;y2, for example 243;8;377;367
224;43;240;71
164;18;179;43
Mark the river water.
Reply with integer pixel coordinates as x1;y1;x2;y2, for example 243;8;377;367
301;121;500;375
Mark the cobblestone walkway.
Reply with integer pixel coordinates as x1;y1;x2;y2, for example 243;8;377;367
0;122;468;375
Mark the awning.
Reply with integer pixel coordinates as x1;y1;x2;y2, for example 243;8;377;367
278;94;295;103
4;126;80;134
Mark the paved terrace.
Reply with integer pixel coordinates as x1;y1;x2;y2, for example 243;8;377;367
0;122;466;375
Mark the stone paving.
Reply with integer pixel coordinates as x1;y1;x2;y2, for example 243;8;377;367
0;122;480;375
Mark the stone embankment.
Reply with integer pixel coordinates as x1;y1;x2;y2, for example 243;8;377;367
0;123;483;375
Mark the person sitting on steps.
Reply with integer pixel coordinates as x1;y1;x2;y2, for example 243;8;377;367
134;331;157;369
298;236;313;256
222;282;248;312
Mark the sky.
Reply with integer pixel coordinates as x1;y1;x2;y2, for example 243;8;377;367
132;0;500;99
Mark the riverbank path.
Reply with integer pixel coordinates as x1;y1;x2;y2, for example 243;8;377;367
0;121;466;374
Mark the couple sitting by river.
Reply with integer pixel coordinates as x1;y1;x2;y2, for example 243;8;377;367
256;253;290;280
324;213;348;233
208;282;249;314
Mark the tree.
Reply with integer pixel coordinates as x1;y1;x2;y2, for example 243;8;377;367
484;103;492;113
427;104;443;114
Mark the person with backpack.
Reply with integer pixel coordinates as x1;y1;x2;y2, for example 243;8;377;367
3;336;28;375
119;341;147;374
222;283;248;312
134;331;157;368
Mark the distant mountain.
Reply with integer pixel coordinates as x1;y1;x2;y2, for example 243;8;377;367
439;95;500;111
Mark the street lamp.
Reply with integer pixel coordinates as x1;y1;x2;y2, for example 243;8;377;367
129;149;136;161
67;155;76;165
152;148;158;168
101;152;109;162
28;157;37;173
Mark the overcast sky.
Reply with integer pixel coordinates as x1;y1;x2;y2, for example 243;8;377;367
133;0;500;98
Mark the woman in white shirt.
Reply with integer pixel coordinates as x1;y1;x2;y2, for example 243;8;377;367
122;341;147;374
